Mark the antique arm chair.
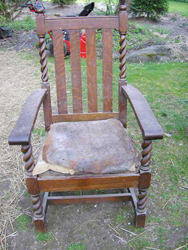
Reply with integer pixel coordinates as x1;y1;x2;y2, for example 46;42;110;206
8;5;163;232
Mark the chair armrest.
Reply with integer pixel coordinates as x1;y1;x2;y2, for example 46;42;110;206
8;89;47;145
122;84;163;140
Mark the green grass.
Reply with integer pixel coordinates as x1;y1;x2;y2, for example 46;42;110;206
33;128;46;137
169;1;188;17
1;15;36;31
35;232;54;241
116;213;127;223
66;243;87;250
95;22;170;55
15;214;31;231
24;190;30;196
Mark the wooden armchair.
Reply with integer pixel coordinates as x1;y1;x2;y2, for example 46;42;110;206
8;5;163;232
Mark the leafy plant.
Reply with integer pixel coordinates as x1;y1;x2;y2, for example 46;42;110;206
131;0;168;19
0;0;29;20
95;0;119;15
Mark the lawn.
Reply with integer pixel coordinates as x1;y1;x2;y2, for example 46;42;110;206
168;1;188;17
2;50;187;249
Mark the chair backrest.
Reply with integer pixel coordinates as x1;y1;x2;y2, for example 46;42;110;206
36;5;128;130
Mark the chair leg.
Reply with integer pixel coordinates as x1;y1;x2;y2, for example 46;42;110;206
135;140;152;227
21;145;47;232
32;194;47;233
129;188;147;228
135;188;147;227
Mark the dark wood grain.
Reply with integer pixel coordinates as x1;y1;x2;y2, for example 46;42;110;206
26;176;39;194
139;170;151;189
47;193;132;205
52;112;119;123
118;5;128;127
53;30;68;114
128;188;137;210
86;29;98;112
119;79;127;127
119;5;128;33
36;14;45;36
38;173;139;192
33;216;46;233
122;85;163;140
44;16;119;32
102;29;113;112
38;35;52;131
8;89;47;145
70;30;83;113
129;188;147;227
139;140;152;189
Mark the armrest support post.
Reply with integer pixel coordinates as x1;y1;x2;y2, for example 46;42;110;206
141;141;152;172
38;34;52;131
118;5;128;127
137;140;152;216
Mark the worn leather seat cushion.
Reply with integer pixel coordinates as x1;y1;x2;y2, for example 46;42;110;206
34;119;137;175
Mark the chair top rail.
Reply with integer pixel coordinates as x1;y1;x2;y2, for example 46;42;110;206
41;16;120;33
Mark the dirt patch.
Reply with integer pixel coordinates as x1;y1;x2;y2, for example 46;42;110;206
0;31;38;51
0;50;43;249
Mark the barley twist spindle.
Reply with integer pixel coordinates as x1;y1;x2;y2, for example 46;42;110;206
137;189;147;213
31;194;43;218
137;140;152;213
21;145;35;176
38;32;52;131
119;5;127;81
39;36;49;84
119;34;127;79
141;140;152;171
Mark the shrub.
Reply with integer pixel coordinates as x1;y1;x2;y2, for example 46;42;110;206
96;0;125;16
102;0;119;15
0;0;29;20
131;0;168;19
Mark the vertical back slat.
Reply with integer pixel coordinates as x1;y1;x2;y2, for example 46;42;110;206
102;29;113;112
70;30;83;113
86;29;98;113
53;30;68;114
